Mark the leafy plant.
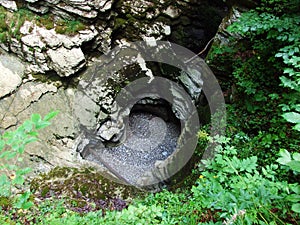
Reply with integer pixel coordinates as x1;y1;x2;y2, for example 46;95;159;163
192;135;298;224
277;149;300;213
227;0;300;131
0;111;59;210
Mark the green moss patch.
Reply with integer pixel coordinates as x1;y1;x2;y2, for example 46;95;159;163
30;167;144;213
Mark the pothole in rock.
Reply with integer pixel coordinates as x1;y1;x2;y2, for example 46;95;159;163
81;104;181;187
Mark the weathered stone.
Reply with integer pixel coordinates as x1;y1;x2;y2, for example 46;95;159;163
163;6;180;18
38;28;62;48
25;0;40;3
56;3;98;19
0;81;81;176
9;38;23;57
20;21;34;36
47;47;86;77
21;34;46;49
0;50;24;98
0;0;17;11
212;6;245;47
27;4;50;14
45;0;60;4
179;68;203;101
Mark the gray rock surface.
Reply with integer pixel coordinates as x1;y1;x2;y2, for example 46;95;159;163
0;0;229;187
8;21;100;76
47;47;85;77
0;50;25;98
24;0;112;18
0;0;17;11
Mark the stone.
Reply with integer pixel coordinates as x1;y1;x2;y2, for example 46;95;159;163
179;68;203;101
163;6;180;18
56;3;98;19
21;34;46;49
211;6;245;47
25;0;40;3
0;50;24;98
0;0;17;11
20;21;35;36
27;4;50;14
0;0;229;188
1;116;18;129
97;122;121;141
47;47;86;77
45;0;60;4
38;28;62;48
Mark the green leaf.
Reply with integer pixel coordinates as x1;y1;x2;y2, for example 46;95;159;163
0;151;12;159
31;114;42;125
0;139;5;150
294;123;300;131
17;157;23;162
23;137;38;145
14;191;33;209
291;203;300;213
1;151;17;160
286;161;300;173
282;112;300;124
35;121;51;130
293;153;300;161
12;175;24;185
286;194;300;202
0;174;9;185
16;167;32;175
277;149;291;165
28;131;38;137
291;185;300;194
22;120;33;132
44;110;59;121
21;201;34;210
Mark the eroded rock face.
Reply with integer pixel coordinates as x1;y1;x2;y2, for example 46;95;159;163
0;0;228;77
0;50;24;98
24;0;112;18
7;21;100;77
0;0;229;188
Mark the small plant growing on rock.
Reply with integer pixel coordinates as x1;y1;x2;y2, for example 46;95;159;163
0;111;59;210
55;19;86;35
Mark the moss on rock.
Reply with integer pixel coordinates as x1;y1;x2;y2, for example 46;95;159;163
30;167;144;212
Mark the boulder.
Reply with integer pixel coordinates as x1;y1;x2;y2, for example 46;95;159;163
47;47;86;77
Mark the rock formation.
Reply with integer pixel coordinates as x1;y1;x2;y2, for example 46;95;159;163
0;0;242;187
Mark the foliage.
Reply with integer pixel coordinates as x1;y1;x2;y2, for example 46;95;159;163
0;111;59;211
227;0;300;131
1;134;298;224
277;149;300;213
206;0;300;173
192;135;298;224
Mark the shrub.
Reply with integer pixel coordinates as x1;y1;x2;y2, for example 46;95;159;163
0;111;59;211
